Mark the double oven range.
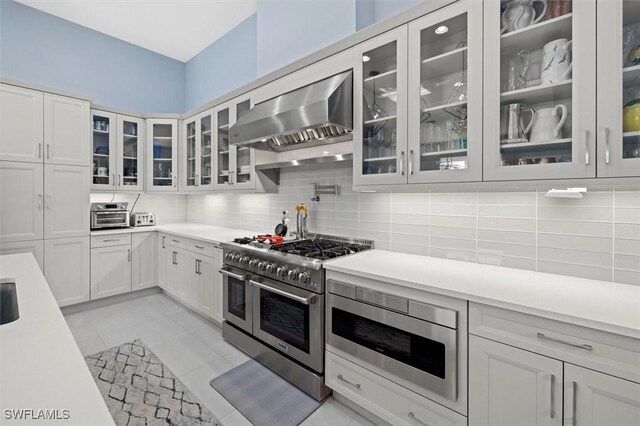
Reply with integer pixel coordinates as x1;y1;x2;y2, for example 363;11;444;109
219;234;372;401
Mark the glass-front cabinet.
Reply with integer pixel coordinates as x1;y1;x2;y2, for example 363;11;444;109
353;26;408;186
407;0;483;183
182;109;214;190
483;0;596;181
91;110;144;191
213;97;256;190
146;118;178;191
597;0;640;177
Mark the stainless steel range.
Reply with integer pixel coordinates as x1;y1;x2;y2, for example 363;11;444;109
219;233;373;401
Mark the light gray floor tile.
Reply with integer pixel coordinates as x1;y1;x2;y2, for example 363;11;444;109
177;358;236;419
206;339;251;368
97;325;140;348
169;309;217;332
147;333;221;376
142;293;187;316
75;336;108;357
186;321;225;347
302;398;358;426
64;312;101;342
134;315;191;346
220;409;253;426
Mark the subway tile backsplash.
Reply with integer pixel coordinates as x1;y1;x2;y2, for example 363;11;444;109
186;163;640;286
90;193;187;225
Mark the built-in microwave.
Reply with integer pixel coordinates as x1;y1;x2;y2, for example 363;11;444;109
326;280;459;402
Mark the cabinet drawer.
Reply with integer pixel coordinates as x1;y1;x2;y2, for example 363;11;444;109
91;233;131;248
325;351;467;426
189;239;217;257
164;234;187;249
469;303;640;384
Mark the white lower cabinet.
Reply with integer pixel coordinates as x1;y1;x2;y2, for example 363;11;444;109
0;239;44;271
326;351;467;426
44;236;90;307
565;364;640;426
162;241;222;322
90;243;131;300
132;232;156;290
469;335;563;426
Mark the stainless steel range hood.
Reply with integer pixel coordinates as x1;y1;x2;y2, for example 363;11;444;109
230;71;353;152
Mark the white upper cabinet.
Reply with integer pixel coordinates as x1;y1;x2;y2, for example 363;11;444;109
117;115;145;191
182;109;214;191
213;96;256;190
44;93;90;167
408;0;483;183
0;84;43;163
483;0;596;181
91;110;116;190
353;26;409;186
146;118;178;191
597;0;640;177
0;161;44;243
44;164;90;239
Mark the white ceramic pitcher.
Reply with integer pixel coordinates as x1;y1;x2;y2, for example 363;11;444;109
501;0;548;33
530;104;568;142
541;39;573;84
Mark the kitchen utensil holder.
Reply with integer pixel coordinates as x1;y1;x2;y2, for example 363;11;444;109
311;182;340;202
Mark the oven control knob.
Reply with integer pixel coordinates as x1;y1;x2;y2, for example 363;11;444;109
239;256;249;266
248;259;258;269
288;269;299;281
298;272;310;284
265;263;275;274
231;253;240;263
224;253;233;262
276;267;286;278
257;261;267;272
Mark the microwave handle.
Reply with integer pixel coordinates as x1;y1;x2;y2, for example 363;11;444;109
250;280;316;305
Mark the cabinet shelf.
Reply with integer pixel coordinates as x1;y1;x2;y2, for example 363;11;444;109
153;177;172;180
364;69;397;83
123;156;137;160
501;79;572;104
364;115;397;125
202;129;212;135
92;175;109;178
421;148;468;157
93;153;109;158
93;129;109;135
623;65;640;88
501;14;573;53
187;135;196;139
123;134;138;138
153;158;172;161
421;47;467;80
422;101;467;122
623;131;640;138
218;124;230;130
363;156;396;163
500;138;572;152
153;136;173;140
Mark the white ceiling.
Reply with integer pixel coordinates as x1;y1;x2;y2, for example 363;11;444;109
16;0;258;62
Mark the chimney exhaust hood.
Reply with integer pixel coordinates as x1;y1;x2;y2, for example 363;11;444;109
230;71;353;152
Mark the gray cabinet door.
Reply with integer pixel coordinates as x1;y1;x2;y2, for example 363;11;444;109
565;363;640;426
482;0;597;181
469;335;563;426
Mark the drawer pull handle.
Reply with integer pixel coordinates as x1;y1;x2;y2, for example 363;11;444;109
408;412;430;426
536;332;592;351
103;239;120;242
337;374;360;389
194;245;205;249
550;374;556;419
172;239;180;243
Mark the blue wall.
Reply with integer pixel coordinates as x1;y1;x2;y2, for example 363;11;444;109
0;0;185;113
185;14;257;112
255;0;356;77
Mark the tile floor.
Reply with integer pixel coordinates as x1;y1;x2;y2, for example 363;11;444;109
64;292;375;426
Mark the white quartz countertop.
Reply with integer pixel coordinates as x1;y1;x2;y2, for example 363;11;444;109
91;223;261;245
0;254;114;425
324;250;640;340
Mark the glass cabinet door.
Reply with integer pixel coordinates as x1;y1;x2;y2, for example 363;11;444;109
215;106;231;188
483;0;596;181
200;113;213;187
116;115;144;192
184;118;197;189
146;119;178;191
408;0;482;183
91;110;116;190
597;0;640;177
353;26;408;186
232;98;255;189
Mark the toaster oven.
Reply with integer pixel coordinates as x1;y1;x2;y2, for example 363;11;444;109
90;203;130;230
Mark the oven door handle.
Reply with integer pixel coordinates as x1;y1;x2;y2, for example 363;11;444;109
219;268;249;281
250;280;316;305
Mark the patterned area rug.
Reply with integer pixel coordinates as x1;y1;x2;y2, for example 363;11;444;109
85;339;222;426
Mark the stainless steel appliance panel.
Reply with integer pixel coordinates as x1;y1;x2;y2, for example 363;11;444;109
221;266;253;334
251;276;324;373
327;293;458;401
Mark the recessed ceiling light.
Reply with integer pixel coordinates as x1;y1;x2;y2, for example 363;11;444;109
362;55;371;62
260;138;267;142
435;25;449;35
